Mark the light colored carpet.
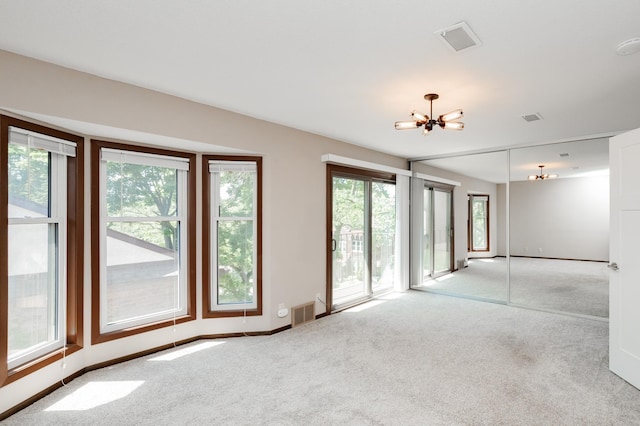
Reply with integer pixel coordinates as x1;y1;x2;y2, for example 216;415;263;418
419;257;609;318
4;291;638;425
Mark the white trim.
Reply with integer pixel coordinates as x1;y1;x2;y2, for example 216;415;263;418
101;148;190;171
321;154;411;176
7;150;67;369
99;156;189;334
413;172;461;187
209;160;258;311
395;174;410;291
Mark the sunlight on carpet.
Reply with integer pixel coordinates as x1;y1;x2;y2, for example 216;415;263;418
148;341;225;361
45;381;144;411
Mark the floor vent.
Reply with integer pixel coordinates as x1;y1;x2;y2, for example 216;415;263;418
291;302;315;327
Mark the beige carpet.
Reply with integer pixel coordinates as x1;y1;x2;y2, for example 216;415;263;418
4;291;637;425
418;257;609;318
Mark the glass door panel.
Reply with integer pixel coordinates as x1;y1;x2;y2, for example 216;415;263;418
433;189;452;275
332;176;367;306
422;188;432;282
371;182;396;293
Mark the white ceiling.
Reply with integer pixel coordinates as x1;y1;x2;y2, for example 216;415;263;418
0;0;639;164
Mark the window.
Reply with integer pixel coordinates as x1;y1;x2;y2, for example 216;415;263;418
469;194;489;252
1;116;83;385
91;141;195;342
202;156;262;317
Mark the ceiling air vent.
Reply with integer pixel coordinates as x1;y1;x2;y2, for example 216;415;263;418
435;22;482;53
522;113;543;122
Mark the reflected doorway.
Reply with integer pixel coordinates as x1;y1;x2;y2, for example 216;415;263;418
419;183;454;282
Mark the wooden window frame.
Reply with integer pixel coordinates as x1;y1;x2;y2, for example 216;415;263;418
202;155;262;318
0;116;84;386
468;194;490;252
90;140;196;344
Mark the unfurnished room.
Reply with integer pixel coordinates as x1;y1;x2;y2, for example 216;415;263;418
1;1;640;424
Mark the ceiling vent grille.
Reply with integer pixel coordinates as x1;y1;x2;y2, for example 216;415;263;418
522;113;543;122
435;22;482;53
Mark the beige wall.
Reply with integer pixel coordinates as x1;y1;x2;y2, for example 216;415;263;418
0;49;408;413
509;175;609;261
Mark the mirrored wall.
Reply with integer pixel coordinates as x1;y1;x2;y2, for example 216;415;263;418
411;150;508;304
411;138;609;319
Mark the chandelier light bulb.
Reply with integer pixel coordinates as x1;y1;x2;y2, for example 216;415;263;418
395;121;420;130
411;111;428;122
443;121;464;130
440;109;463;122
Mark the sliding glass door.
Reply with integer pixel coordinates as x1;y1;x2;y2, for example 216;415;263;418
329;166;396;310
415;183;453;285
431;188;453;277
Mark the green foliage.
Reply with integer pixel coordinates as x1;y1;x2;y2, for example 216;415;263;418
332;177;396;285
8;143;50;212
471;197;487;249
106;161;178;249
216;169;256;304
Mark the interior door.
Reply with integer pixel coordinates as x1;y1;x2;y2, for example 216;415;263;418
609;128;640;390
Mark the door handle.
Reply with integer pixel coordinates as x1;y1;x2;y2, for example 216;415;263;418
332;239;337;252
608;262;619;271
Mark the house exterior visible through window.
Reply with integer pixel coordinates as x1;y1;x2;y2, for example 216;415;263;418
1;116;83;385
92;141;195;342
203;156;262;317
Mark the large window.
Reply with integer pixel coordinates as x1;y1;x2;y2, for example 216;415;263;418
1;116;83;385
469;194;489;252
91;141;195;342
202;156;262;317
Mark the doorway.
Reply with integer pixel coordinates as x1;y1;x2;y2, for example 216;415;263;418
327;165;396;310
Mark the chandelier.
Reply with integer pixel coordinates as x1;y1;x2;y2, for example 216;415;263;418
395;93;464;135
528;165;558;180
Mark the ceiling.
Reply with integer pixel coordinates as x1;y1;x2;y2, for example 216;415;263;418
0;0;639;164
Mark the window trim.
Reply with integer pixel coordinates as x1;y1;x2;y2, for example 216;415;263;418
202;155;262;318
1;115;84;387
91;140;196;344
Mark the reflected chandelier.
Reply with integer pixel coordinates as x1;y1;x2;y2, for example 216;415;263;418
528;165;558;180
395;93;464;135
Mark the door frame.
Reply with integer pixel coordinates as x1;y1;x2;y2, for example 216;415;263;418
325;164;395;313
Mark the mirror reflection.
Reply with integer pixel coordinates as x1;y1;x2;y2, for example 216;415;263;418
412;151;508;303
508;139;609;317
411;137;609;319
